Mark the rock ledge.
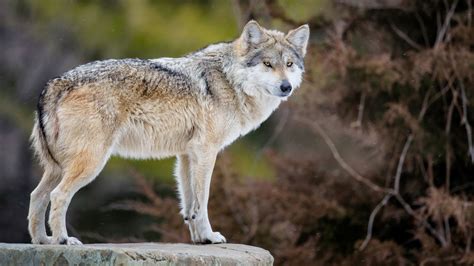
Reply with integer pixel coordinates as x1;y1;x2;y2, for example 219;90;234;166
0;242;274;265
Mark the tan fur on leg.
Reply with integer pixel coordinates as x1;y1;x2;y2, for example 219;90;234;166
28;166;61;244
48;151;108;245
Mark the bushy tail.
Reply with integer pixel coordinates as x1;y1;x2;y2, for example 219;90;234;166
30;113;59;169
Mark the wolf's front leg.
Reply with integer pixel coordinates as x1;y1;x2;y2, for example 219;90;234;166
176;155;194;220
185;149;226;244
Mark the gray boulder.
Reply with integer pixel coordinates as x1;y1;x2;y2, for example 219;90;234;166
0;243;274;265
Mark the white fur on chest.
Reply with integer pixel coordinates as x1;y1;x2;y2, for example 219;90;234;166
219;93;282;149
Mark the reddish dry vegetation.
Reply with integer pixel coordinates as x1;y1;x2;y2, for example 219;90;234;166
91;1;474;265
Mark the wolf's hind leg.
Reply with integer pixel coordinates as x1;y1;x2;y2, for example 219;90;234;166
48;151;108;245
28;165;61;244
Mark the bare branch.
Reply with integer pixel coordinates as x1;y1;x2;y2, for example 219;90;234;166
394;135;413;193
359;194;393;250
416;155;431;185
415;11;430;46
294;116;393;194
427;155;435;186
361;134;412;250
418;85;451;121
390;23;423;50
395;194;447;246
444;216;452;245
418;88;433;121
446;89;458;134
459;81;474;163
445;89;457;189
297;113;452;250
353;92;366;128
434;0;459;49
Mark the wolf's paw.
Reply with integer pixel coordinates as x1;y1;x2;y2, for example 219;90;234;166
198;231;227;244
58;237;83;245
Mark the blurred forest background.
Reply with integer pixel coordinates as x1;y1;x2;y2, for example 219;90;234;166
1;0;474;265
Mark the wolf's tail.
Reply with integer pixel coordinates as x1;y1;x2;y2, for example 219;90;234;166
31;80;63;169
30;113;60;169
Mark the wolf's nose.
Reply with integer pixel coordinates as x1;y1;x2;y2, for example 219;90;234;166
280;80;292;93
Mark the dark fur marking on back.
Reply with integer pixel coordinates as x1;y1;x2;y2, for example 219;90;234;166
149;63;193;90
150;63;184;78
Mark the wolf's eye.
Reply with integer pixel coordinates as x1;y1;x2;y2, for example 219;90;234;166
286;62;293;67
263;61;272;68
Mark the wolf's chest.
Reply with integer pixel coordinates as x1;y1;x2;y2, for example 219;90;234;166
219;96;281;148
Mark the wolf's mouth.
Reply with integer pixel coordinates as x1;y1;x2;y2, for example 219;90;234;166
278;92;291;97
265;88;290;98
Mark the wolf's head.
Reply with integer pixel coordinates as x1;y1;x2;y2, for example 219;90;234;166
232;20;309;99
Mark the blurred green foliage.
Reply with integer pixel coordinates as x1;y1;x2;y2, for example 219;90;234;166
29;0;238;58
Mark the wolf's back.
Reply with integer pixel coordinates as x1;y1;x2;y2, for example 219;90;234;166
30;58;180;167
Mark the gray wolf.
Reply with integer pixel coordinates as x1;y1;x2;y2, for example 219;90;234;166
28;20;309;245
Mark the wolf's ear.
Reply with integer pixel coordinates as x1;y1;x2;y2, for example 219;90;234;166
286;24;310;57
239;20;267;52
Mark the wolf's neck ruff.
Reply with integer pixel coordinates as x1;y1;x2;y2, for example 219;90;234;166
28;20;309;245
